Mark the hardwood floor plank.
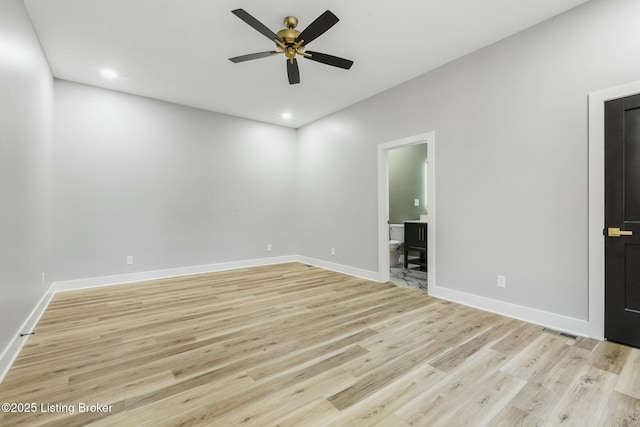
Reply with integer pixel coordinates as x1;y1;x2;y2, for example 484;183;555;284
574;336;600;351
207;368;354;427
394;348;509;426
543;365;618;426
246;328;378;381
597;391;640;426
506;345;589;421
616;347;640;399
434;370;526;426
327;338;438;410
187;347;368;423
267;399;340;427
499;333;570;381
319;362;444;426
429;317;519;372
94;371;256;427
490;323;542;358
488;405;544;427
373;414;411;427
590;340;632;374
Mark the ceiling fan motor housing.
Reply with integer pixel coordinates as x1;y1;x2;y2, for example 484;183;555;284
277;16;303;61
277;17;301;44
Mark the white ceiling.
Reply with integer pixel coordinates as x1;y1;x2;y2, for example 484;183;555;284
23;0;590;128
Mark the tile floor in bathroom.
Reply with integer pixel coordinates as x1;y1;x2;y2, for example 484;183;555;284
389;264;427;292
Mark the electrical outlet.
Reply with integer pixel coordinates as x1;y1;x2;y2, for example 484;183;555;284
331;248;336;256
497;275;506;288
267;244;272;252
127;256;134;265
414;199;420;206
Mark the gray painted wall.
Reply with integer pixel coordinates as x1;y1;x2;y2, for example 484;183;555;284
389;144;428;224
296;0;640;321
0;0;53;358
53;81;297;281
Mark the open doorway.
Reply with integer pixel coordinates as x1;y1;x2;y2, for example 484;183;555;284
377;132;435;291
388;143;428;290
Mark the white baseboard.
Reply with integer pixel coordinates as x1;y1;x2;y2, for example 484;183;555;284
52;255;382;295
54;255;298;292
429;284;589;338
0;284;56;383
52;255;381;295
295;256;382;282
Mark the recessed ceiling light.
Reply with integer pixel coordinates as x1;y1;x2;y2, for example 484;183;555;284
281;112;292;120
100;69;118;79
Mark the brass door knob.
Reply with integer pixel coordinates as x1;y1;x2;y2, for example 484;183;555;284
608;227;634;237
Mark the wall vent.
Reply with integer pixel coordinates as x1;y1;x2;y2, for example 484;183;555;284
541;327;578;340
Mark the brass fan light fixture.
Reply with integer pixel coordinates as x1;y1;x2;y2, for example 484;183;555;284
229;9;354;85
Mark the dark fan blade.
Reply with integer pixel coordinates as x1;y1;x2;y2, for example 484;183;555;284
232;9;283;43
287;58;300;85
229;51;279;63
305;51;353;70
295;10;339;46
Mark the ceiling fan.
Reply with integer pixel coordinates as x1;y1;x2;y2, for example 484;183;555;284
229;9;354;85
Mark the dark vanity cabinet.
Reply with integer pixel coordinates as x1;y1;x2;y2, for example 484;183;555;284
404;222;427;271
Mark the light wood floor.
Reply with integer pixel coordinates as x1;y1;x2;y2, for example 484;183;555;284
1;262;639;426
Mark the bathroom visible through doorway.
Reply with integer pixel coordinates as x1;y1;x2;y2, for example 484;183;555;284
377;132;435;292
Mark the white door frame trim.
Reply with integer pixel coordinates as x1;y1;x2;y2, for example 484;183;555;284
588;80;640;340
377;132;435;288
